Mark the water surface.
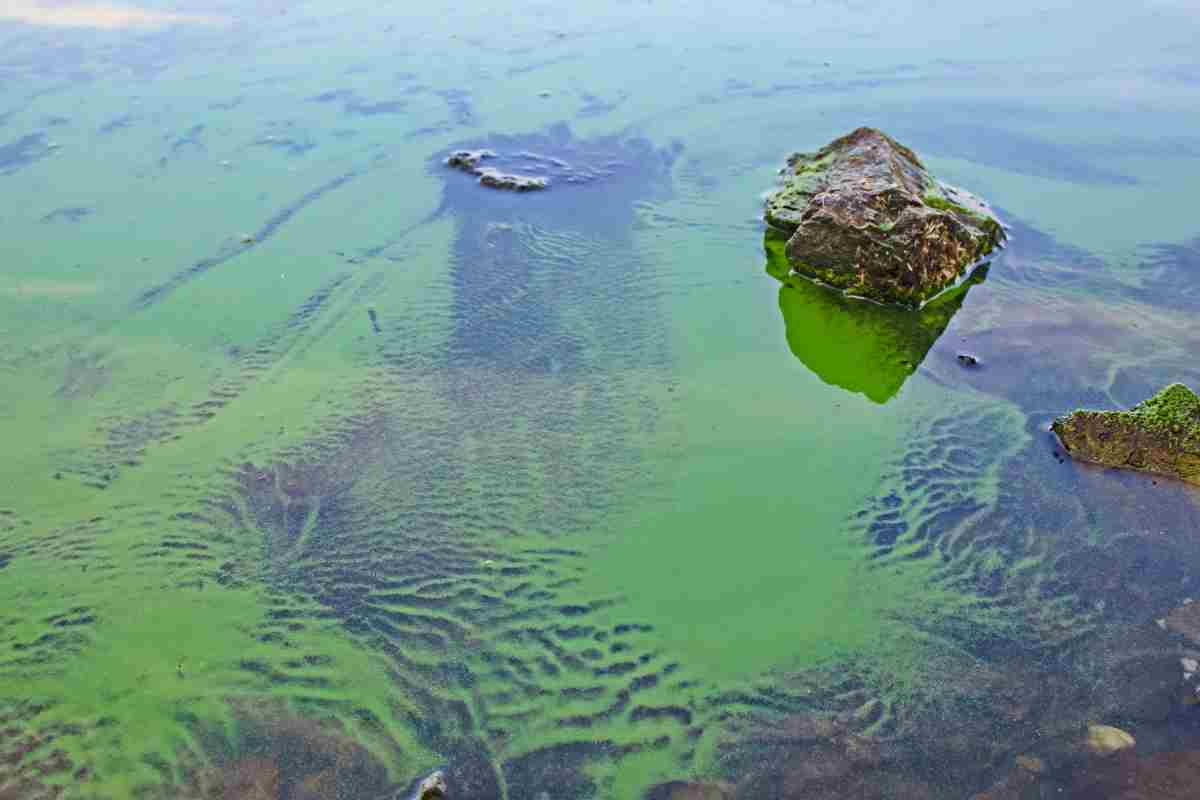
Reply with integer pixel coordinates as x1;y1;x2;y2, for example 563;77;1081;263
2;2;1200;798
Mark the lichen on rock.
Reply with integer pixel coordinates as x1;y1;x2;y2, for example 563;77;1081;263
1051;383;1200;486
764;127;1005;307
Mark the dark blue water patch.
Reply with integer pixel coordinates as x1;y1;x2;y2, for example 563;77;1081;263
920;219;1200;419
348;99;407;116
892;124;1138;186
1132;236;1200;312
307;88;408;116
578;90;628;118
1161;65;1200;86
0;132;52;176
98;114;134;135
40;207;92;224
505;53;580;77
436;89;475;127
433;124;678;372
168;124;206;156
252;135;316;156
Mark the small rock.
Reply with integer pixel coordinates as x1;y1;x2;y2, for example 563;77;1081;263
446;149;495;171
1182;657;1199;674
476;168;547;192
415;770;447;800
1086;724;1135;757
956;353;979;366
1165;599;1200;646
1015;754;1045;774
241;234;256;244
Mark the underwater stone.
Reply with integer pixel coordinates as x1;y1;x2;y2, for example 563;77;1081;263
414;769;447;799
764;127;1005;307
1086;724;1135;757
1165;599;1200;646
1051;383;1200;486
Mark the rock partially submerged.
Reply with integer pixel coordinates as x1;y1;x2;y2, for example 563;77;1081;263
764;127;1005;307
446;148;548;191
1052;383;1200;485
412;769;447;800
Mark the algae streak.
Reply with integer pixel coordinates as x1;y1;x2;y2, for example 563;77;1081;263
764;127;1005;308
1052;383;1200;485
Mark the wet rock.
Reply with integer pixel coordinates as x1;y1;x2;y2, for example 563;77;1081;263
476;168;547;191
1052;383;1200;485
446;149;496;171
1165;599;1200;646
957;353;980;366
1086;724;1135;757
445;148;548;191
764;127;1005;307
414;770;447;799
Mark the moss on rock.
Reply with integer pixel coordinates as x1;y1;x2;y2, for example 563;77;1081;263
1051;383;1200;485
763;127;1005;308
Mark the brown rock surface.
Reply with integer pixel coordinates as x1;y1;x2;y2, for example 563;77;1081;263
764;127;1005;307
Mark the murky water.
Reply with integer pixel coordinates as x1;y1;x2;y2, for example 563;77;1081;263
2;2;1200;798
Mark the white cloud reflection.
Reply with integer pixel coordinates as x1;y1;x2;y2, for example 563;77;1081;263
0;2;226;29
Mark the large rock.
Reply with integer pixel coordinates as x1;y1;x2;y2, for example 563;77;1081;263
764;127;1005;307
1052;384;1200;485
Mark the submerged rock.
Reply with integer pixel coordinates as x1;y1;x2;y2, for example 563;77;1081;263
413;770;447;800
1086;724;1135;757
1051;383;1200;485
764;127;1005;307
1165;599;1200;646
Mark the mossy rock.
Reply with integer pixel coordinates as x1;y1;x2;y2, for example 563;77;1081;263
1052;383;1200;485
764;127;1006;308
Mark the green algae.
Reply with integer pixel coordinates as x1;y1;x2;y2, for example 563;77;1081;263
2;3;1199;799
764;229;987;403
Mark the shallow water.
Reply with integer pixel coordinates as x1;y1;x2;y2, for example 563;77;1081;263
1;2;1200;798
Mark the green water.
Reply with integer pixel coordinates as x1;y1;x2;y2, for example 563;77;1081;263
2;2;1200;798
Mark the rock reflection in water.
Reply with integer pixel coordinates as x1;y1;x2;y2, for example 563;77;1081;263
765;230;987;403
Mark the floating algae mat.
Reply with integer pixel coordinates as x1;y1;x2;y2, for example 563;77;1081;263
3;1;1200;799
